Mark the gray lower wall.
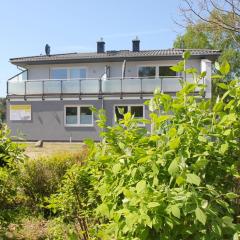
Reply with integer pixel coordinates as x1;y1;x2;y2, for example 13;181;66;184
7;99;149;141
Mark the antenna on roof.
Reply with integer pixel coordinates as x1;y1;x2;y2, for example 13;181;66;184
45;44;51;56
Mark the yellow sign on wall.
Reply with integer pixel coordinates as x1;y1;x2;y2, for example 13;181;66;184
10;105;31;121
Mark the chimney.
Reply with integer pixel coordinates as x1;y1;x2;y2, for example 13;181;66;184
132;37;140;52
45;44;51;56
97;38;105;53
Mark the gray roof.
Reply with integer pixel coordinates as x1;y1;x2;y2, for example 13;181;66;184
10;49;221;66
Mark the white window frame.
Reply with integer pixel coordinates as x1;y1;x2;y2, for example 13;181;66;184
113;104;145;126
64;105;94;127
50;67;88;80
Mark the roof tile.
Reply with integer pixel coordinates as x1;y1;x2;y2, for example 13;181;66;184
10;48;221;65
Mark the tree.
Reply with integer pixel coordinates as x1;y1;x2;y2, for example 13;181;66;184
174;21;240;77
0;98;6;123
179;0;240;46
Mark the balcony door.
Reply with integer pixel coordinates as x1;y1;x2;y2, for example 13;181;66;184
49;68;87;94
50;68;87;80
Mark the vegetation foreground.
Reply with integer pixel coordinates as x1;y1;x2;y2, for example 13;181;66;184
1;56;240;239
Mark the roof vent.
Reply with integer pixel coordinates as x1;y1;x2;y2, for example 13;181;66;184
132;37;140;52
97;38;105;53
45;44;51;56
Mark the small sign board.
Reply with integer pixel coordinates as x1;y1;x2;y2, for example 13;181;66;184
10;105;31;121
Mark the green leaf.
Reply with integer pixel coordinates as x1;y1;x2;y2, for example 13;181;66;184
212;222;222;236
182;50;191;60
222;216;234;227
112;163;121;175
186;174;201;186
220;61;230;75
169;137;180;150
218;83;228;90
226;192;239;199
186;68;197;74
220;143;228;154
176;176;185;185
200;71;206;78
148;202;160;208
223;129;231;136
195;207;207;225
136;180;146;193
96;203;109;217
194;157;209;169
198;136;207;143
84;138;94;147
213;101;223;112
233;232;239;240
170;61;184;72
168;159;179;176
201;199;208;209
171;205;181;219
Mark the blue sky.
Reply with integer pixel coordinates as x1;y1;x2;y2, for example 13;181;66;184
0;0;182;97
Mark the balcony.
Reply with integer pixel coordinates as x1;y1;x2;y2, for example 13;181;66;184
7;76;203;98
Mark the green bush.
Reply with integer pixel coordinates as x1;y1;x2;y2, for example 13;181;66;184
18;151;88;206
81;56;240;239
47;163;97;239
0;125;25;167
0;125;25;227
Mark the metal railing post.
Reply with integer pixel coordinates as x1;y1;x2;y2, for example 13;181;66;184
42;80;45;100
140;78;143;99
120;78;123;99
60;80;63;100
79;79;81;99
6;81;9;96
24;81;27;100
99;78;102;98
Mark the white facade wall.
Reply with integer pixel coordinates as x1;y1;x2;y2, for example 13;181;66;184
26;59;202;80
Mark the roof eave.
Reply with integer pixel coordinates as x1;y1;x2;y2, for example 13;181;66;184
10;54;221;67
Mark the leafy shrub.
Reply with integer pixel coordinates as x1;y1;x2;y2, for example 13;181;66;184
80;56;240;239
0;124;25;167
0;125;25;227
18;150;88;206
47;163;97;239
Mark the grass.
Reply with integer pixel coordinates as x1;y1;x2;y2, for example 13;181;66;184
24;142;85;159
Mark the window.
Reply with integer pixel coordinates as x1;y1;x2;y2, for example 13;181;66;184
115;106;128;121
65;106;93;126
138;66;156;78
66;107;78;125
51;69;68;79
50;68;87;80
159;66;176;77
114;105;144;122
80;107;92;125
70;68;87;79
131;106;143;119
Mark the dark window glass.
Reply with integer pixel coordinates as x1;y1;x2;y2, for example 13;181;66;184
115;106;128;121
138;67;156;78
66;107;78;124
80;107;92;125
131;106;143;118
159;66;176;76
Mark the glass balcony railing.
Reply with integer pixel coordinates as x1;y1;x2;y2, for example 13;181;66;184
7;76;203;96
